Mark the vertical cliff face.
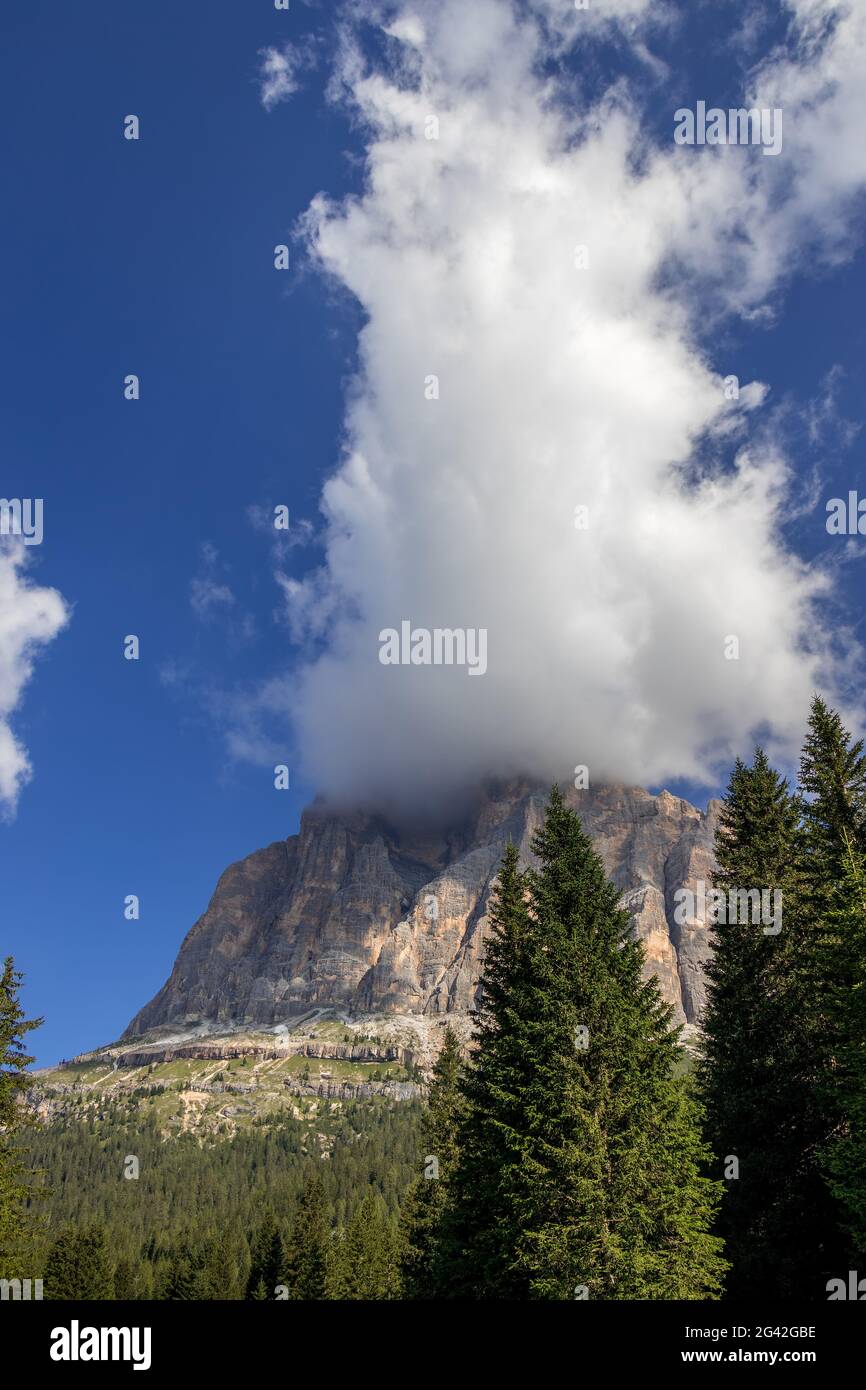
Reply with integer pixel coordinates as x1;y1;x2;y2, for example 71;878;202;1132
125;782;721;1038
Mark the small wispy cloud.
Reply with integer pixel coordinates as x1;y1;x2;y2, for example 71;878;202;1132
259;43;305;110
190;576;236;620
189;543;236;621
196;675;295;772
805;366;860;450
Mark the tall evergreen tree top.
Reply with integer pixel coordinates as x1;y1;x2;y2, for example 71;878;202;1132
472;841;531;1050
529;784;630;956
800;695;866;879
714;749;800;886
425;1026;462;1160
0;957;42;1130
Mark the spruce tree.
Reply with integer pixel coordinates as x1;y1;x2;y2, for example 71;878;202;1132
163;1249;197;1300
113;1255;145;1300
442;789;725;1299
800;696;866;885
326;1191;399;1300
798;699;866;1279
0;957;43;1276
245;1212;286;1300
818;831;866;1258
699;748;847;1296
435;842;535;1297
284;1175;329;1299
194;1230;239;1299
399;1024;463;1297
44;1224;115;1299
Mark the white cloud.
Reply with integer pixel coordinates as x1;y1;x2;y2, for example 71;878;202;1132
258;0;866;813
190;576;235;619
189;543;236;620
0;543;69;817
259;43;304;109
667;0;866;316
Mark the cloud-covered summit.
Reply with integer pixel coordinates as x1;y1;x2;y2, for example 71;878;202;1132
264;0;866;813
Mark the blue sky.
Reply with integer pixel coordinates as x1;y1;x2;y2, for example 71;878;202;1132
2;0;344;1063
2;0;864;1064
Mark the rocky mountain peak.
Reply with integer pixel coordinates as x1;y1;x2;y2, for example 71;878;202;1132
125;781;721;1039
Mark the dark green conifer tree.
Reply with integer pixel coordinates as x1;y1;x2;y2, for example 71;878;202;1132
398;1024;463;1297
818;832;866;1258
442;789;725;1299
800;696;866;885
44;1224;115;1299
799;699;866;1283
245;1212;286;1300
0;957;43;1275
284;1175;329;1299
699;747;847;1296
326;1191;399;1300
434;842;534;1297
163;1249;197;1300
112;1256;143;1300
194;1230;239;1299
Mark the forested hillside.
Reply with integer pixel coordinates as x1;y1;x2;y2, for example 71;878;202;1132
19;1096;421;1299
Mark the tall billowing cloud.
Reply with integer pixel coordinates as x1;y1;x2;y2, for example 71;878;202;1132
0;543;69;817
275;0;866;812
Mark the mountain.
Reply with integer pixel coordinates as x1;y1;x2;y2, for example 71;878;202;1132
125;780;721;1040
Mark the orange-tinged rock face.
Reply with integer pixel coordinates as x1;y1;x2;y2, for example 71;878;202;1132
125;781;721;1040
